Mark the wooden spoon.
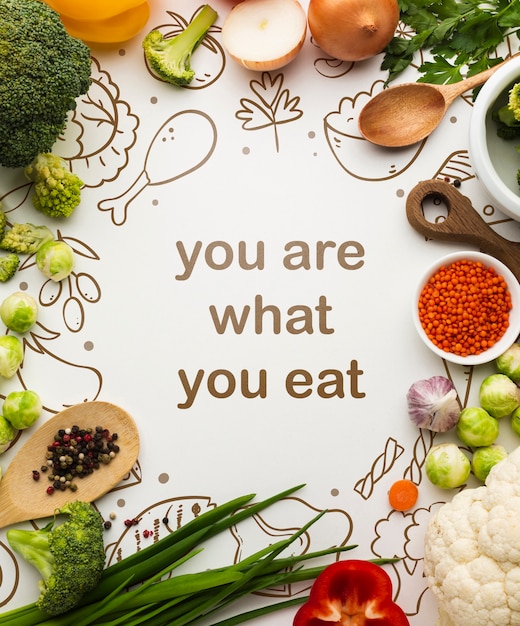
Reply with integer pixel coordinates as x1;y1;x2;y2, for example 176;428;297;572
406;179;520;282
0;401;139;529
358;55;518;147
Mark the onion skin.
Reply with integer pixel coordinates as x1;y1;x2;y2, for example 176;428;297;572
308;0;399;62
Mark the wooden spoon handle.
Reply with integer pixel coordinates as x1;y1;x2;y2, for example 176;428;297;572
406;179;520;282
441;53;520;105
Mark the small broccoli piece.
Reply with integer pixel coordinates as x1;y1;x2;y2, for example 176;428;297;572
24;153;83;218
143;4;218;86
0;0;92;168
496;123;520;140
7;501;106;616
0;254;20;282
0;223;54;255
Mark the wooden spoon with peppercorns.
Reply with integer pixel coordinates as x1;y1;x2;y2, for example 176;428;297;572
0;401;139;528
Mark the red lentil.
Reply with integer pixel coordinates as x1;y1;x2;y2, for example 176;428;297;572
418;259;512;357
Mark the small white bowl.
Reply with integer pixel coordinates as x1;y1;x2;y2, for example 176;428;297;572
413;251;520;365
469;55;520;221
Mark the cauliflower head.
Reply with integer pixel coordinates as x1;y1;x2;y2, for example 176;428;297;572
424;446;520;625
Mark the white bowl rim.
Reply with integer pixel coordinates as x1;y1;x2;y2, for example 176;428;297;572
469;56;520;221
413;250;520;365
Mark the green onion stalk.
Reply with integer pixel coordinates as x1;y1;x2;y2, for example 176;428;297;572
0;484;397;626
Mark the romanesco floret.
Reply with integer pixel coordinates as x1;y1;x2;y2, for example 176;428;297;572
6;501;106;616
0;223;54;255
142;4;217;86
0;0;92;168
0;208;7;241
24;154;83;218
509;83;520;121
493;82;520;188
0;254;20;282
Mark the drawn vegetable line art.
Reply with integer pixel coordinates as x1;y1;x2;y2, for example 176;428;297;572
236;72;303;152
10;323;103;413
59;57;140;188
18;230;101;333
98;110;218;226
354;437;405;500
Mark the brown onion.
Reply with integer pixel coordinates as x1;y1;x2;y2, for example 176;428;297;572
222;0;307;71
308;0;399;62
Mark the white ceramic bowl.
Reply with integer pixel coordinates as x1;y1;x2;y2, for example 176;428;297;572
413;251;520;365
469;56;520;221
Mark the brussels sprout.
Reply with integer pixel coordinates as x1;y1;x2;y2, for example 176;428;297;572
0;335;23;379
471;444;508;482
2;390;42;429
0;292;38;333
0;414;15;453
511;405;520;437
496;343;520;383
456;406;499;447
425;443;471;489
35;240;75;282
479;374;520;418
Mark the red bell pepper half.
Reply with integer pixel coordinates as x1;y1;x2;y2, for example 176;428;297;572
293;559;409;625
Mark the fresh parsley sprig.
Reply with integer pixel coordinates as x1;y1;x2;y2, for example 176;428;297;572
382;0;520;84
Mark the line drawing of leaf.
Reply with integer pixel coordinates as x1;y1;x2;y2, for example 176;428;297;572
274;88;303;124
236;72;303;152
250;72;285;109
237;99;276;130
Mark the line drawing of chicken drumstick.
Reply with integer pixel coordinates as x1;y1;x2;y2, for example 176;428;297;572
98;109;218;225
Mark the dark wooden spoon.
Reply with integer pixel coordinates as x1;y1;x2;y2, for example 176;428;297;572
406;179;520;282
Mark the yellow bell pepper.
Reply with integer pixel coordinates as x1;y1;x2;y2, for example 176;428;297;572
52;2;151;44
43;0;146;21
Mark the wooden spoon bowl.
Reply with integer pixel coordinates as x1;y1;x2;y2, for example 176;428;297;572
0;401;139;528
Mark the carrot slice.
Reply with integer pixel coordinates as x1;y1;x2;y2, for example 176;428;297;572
388;479;418;511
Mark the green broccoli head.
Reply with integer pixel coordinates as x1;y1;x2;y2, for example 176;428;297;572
0;0;92;168
7;501;106;616
25;153;83;218
142;4;218;86
0;253;20;282
0;222;54;255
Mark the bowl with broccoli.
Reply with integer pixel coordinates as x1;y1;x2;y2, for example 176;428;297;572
469;55;520;222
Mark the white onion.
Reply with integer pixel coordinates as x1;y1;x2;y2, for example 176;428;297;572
222;0;307;71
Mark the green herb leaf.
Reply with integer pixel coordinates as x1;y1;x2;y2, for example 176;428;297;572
383;0;520;83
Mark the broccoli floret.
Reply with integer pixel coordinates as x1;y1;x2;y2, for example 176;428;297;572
6;501;105;616
0;253;20;282
143;4;218;86
0;223;54;254
0;0;92;168
24;153;83;218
